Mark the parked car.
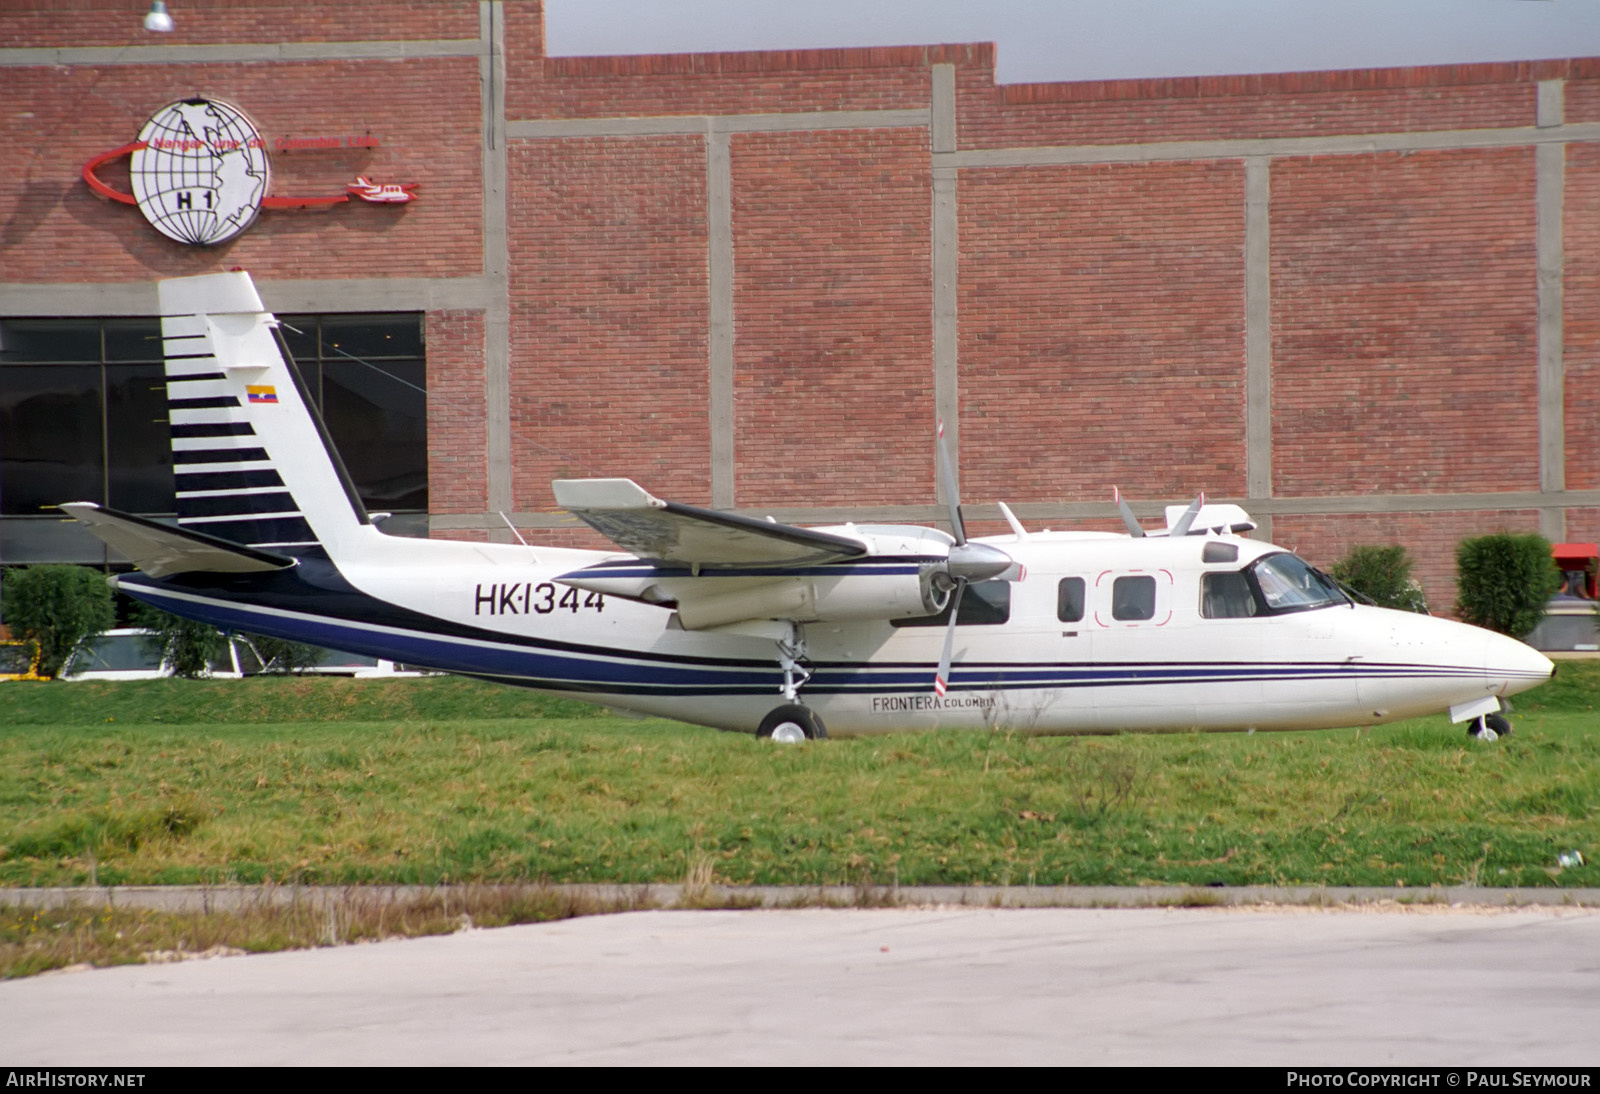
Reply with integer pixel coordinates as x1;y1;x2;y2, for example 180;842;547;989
287;646;433;678
0;640;43;682
58;628;252;681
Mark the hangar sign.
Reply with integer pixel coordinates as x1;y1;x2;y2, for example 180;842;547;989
82;96;418;246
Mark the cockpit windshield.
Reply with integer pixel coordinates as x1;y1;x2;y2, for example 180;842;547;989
1248;552;1346;613
1201;552;1346;618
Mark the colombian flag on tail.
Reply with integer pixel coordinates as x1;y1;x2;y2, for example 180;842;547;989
246;385;278;404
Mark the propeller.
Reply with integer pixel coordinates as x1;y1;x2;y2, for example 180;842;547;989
932;421;1014;695
1114;486;1145;538
1168;492;1206;538
1113;487;1207;537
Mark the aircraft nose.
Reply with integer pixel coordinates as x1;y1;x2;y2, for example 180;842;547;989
1483;628;1555;698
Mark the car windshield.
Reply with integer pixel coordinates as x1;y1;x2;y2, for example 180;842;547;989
1249;552;1346;613
72;634;164;672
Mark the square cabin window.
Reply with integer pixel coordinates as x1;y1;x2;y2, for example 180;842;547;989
1111;575;1156;621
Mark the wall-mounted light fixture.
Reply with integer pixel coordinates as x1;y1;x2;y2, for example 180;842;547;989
143;2;175;33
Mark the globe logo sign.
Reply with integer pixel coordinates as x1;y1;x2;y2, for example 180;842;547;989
129;98;270;246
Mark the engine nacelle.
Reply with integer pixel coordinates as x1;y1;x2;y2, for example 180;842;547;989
675;565;948;630
558;560;950;630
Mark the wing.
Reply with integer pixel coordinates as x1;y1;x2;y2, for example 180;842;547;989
552;478;867;568
61;502;295;578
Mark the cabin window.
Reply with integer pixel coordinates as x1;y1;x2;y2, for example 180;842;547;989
1057;577;1086;622
892;579;1011;627
1111;575;1156;621
1202;542;1239;564
1201;571;1258;618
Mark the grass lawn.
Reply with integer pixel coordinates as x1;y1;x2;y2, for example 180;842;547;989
2;668;1595;891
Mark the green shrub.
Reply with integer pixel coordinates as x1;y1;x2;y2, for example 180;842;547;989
0;565;115;678
1328;544;1429;613
1455;532;1562;637
132;604;227;679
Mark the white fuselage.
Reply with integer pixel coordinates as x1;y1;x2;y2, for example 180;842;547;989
129;522;1553;738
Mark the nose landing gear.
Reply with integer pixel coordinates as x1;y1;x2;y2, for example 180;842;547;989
760;624;826;742
1467;712;1513;740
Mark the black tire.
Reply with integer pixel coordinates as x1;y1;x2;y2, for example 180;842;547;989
757;704;827;742
1467;712;1513;740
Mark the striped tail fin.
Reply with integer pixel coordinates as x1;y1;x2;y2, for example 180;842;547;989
160;271;371;561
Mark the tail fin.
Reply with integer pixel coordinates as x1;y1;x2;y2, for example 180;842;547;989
160;271;370;560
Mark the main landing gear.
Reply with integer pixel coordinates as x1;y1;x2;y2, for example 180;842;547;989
1467;712;1513;740
758;624;826;742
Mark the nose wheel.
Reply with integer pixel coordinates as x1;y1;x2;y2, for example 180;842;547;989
758;703;827;742
1467;713;1512;740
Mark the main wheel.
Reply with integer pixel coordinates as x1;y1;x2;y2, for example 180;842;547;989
1467;712;1513;740
757;704;827;743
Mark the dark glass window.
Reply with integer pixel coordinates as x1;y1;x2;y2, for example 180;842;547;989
1057;577;1086;622
1;313;426;562
892;580;1011;627
1201;571;1259;619
279;314;428;512
1111;575;1156;621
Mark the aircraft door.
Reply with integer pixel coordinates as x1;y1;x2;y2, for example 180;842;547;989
1087;569;1194;726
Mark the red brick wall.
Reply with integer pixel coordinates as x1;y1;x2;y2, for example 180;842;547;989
0;0;479;48
731;127;932;508
506;135;711;510
426;309;487;515
958;160;1247;503
1269;147;1539;496
1273;510;1545;610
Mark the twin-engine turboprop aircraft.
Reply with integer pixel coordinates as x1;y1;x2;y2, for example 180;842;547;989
63;271;1552;741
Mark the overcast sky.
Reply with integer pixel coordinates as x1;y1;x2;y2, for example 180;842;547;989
544;0;1600;85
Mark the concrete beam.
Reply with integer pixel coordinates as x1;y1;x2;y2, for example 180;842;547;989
0;41;483;67
509;109;929;140
435;488;1600;532
938;123;1600;170
707;125;736;508
480;0;513;539
1537;136;1567;543
1244;156;1273;544
0;278;496;316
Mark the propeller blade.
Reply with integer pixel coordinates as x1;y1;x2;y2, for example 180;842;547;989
1169;492;1206;538
935;419;966;546
934;579;967;696
997;500;1028;541
1114;486;1145;538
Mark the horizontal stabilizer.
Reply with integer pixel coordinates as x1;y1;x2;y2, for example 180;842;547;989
553;478;867;568
60;502;295;578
